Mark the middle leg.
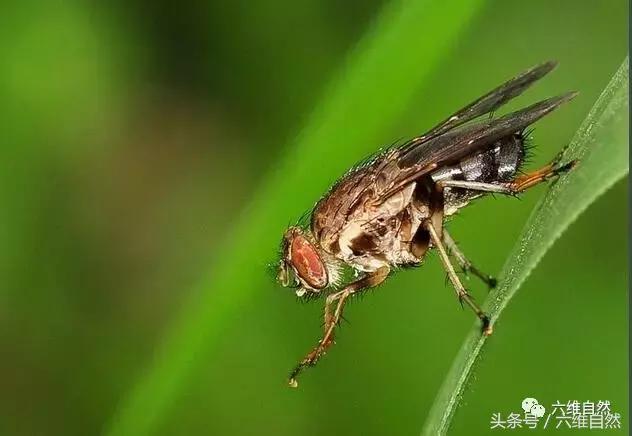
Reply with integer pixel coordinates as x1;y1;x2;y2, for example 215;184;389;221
443;230;497;289
425;220;492;335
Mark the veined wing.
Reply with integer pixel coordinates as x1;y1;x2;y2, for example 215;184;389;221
401;61;558;152
377;91;577;202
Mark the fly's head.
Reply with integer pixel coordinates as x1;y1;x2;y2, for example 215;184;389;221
277;226;328;297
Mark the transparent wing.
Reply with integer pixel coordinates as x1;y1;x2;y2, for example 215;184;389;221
378;91;577;201
401;61;558;152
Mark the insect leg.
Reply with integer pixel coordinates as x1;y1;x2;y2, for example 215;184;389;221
443;230;497;289
288;266;390;388
510;159;576;191
438;180;512;194
437;158;576;194
425;221;492;336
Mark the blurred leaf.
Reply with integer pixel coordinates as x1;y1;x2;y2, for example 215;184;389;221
104;0;487;435
421;57;629;436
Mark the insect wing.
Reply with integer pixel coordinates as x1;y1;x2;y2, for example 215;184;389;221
377;92;577;202
402;61;558;152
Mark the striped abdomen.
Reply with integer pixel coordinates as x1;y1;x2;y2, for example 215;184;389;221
430;132;527;214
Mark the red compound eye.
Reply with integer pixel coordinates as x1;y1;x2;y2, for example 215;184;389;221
290;234;328;289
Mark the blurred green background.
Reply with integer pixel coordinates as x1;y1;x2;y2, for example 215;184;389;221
0;1;627;435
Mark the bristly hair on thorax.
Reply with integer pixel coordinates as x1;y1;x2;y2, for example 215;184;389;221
292;138;405;232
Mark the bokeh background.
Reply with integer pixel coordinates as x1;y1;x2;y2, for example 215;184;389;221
0;0;628;435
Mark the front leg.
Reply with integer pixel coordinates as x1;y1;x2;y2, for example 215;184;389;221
288;266;390;388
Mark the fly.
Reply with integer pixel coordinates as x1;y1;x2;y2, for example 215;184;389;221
275;61;577;387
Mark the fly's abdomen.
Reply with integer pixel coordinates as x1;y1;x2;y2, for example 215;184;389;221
431;132;526;184
430;132;527;215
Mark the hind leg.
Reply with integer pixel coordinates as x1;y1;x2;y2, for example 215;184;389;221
437;157;576;194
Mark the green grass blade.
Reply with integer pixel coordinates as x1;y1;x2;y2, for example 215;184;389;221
104;1;486;435
421;56;629;436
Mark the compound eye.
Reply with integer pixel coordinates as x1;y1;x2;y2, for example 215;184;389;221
290;235;328;289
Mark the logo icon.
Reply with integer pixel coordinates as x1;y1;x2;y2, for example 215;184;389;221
522;397;546;418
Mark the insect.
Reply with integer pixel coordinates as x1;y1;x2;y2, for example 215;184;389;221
276;61;577;387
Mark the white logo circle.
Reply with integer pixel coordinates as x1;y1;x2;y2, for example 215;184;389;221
522;397;546;417
531;404;546;418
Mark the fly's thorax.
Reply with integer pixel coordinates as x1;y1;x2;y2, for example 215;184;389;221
279;227;329;295
337;222;387;272
335;198;424;272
